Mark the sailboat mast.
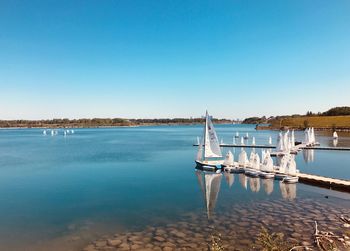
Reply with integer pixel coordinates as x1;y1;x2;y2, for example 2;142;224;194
203;111;208;160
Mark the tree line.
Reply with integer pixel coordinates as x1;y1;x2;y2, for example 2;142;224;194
0;117;234;128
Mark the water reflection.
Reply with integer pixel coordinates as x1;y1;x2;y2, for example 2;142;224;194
239;173;247;189
262;178;274;195
333;139;338;147
280;182;297;200
195;170;222;219
249;177;260;192
224;172;234;188
303;149;315;163
195;170;298;218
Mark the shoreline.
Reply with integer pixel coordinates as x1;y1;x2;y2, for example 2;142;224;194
0;122;235;129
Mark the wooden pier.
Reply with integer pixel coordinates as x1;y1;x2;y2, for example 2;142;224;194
297;173;350;193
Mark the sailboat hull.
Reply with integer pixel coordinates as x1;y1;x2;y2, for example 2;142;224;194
195;160;224;171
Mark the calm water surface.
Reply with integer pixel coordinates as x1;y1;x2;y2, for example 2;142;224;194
0;125;349;250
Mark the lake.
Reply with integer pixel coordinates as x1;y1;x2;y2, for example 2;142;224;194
0;125;349;250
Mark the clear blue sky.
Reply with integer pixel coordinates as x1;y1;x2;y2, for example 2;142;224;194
1;0;349;119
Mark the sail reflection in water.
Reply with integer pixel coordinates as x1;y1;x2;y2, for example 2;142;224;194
249;177;260;193
303;149;315;163
280;182;297;200
224;172;234;188
195;170;222;219
262;178;274;195
239;173;248;189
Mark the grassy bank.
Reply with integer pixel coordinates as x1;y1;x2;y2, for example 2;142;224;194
258;115;350;130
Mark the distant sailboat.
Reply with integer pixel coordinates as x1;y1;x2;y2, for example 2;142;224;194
268;136;272;145
235;132;239;138
240;137;245;145
195;111;224;169
196;137;201;145
51;130;54;136
333;131;338;139
291;130;295;147
71;129;74;134
252;137;256;146
244;132;249;139
43;130;47;135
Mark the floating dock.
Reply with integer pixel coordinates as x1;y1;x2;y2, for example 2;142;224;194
193;144;350;151
297;173;350;193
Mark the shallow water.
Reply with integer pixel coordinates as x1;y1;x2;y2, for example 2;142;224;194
0;125;349;250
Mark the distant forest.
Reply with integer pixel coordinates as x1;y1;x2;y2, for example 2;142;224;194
243;106;350;124
0;117;235;128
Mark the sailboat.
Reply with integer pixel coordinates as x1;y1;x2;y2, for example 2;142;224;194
252;137;256;146
195;111;224;170
43;130;47;135
268;136;272;145
244;132;249;139
235;132;239;138
333;131;338;139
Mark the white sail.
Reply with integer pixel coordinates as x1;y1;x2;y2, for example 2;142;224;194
304;128;310;144
204;111;222;158
246;132;249;138
278;155;289;173
251;153;260;170
286;155;297;175
196;137;200;145
291;130;295;147
235;132;239;137
240;137;244;145
276;132;284;152
239;148;249;166
252;137;256;146
204;173;222;219
333;131;338;139
268;136;272;145
283;130;290;152
262;151;273;172
51;129;54;136
310;128;315;144
196;144;203;161
43;130;47;135
223;151;234;166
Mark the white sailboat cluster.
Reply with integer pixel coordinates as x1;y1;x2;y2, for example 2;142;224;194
275;130;295;155
304;127;318;146
42;129;75;136
195;111;299;184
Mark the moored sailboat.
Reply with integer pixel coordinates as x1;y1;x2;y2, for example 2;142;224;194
195;111;224;170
